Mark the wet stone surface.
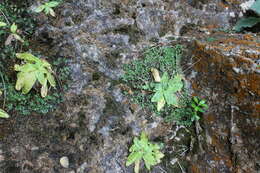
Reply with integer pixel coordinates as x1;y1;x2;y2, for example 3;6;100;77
0;0;259;172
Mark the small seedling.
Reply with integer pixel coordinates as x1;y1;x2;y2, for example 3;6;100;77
190;96;208;121
14;53;56;97
5;23;24;45
151;69;184;111
126;132;164;173
35;1;60;17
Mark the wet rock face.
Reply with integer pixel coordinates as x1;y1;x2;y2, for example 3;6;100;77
0;0;259;173
189;33;260;172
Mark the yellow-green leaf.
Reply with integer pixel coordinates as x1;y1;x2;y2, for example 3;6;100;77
10;23;17;33
15;72;26;91
47;72;56;87
16;53;39;63
35;5;45;13
157;98;165;111
0;22;7;27
47;1;60;7
0;109;9;118
21;72;37;94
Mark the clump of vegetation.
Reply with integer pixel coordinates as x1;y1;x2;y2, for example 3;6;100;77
122;45;208;126
0;57;70;116
0;1;70;116
15;53;56;97
126;132;164;173
34;1;60;17
190;96;208;121
122;45;182;112
234;0;260;32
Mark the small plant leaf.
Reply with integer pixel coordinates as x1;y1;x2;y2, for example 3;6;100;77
151;91;164;102
143;153;155;170
15;72;26;91
47;72;56;87
13;34;24;43
10;23;17;33
0;109;9;118
36;72;46;85
234;17;260;32
193;96;199;104
16;53;39;63
21;72;37;94
126;152;143;166
168;74;183;92
47;1;60;7
157;98;165;111
0;22;7;27
164;91;179;106
44;7;51;15
35;5;45;13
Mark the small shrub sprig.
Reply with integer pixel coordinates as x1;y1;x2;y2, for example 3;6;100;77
35;1;60;17
126;132;164;173
14;53;56;97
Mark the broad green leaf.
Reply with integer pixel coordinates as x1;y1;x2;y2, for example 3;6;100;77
193;96;198;103
234;17;260;32
199;99;206;105
36;72;46;85
191;103;196;109
10;23;17;33
0;109;9;118
168;74;183;92
164;90;179;106
143;153;156;170
35;5;45;13
157;98;165;111
151;91;164;102
154;151;164;162
0;22;7;27
14;64;36;72
126;152;143;166
21;72;37;94
16;53;39;63
250;0;260;15
160;72;169;84
197;107;204;113
47;1;60;7
201;103;208;109
15;72;26;90
44;7;51;15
